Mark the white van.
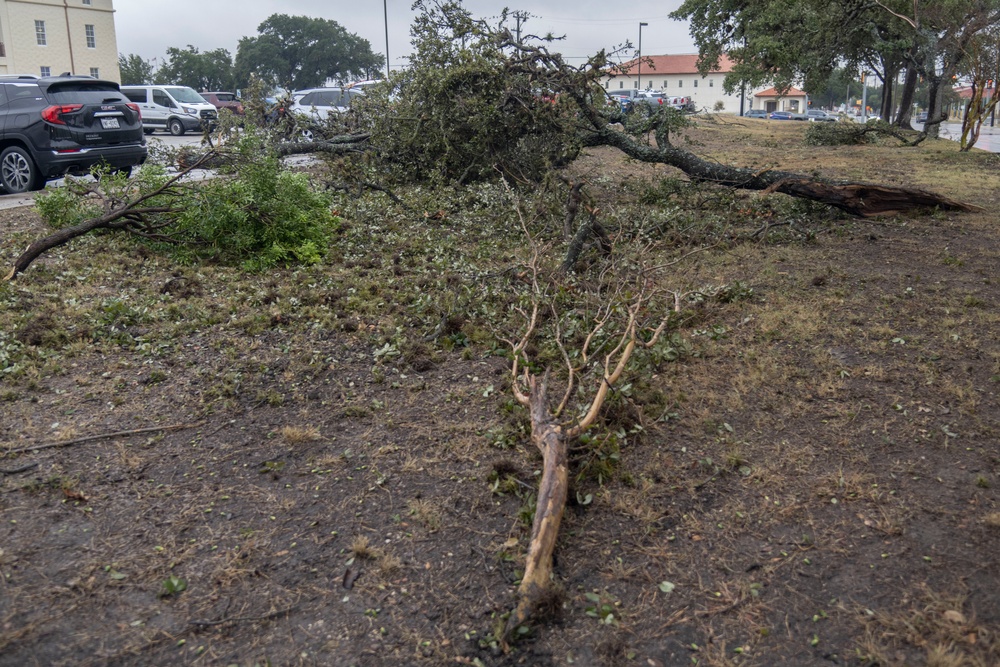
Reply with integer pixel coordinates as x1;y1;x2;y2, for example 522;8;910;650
120;85;218;136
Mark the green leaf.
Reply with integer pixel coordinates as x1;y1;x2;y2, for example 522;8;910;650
585;592;602;603
161;575;187;597
659;581;676;594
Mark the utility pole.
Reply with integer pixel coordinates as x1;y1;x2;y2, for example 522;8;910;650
512;10;532;45
638;22;648;92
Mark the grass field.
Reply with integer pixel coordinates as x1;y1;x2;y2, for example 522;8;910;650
1;118;998;667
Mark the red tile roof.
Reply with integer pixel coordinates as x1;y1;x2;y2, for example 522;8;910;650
607;53;736;76
754;86;807;97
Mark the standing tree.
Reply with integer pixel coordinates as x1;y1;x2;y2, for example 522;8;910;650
118;53;156;85
235;14;384;91
877;0;1000;138
958;25;1000;150
158;45;236;91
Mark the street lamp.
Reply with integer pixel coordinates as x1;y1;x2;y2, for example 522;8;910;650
384;0;390;79
638;22;648;92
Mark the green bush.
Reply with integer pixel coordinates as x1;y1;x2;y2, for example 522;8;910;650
169;140;335;270
35;134;337;272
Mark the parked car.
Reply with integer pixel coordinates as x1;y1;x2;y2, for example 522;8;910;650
743;109;769;118
633;91;667;108
769;111;794;120
807;109;837;122
0;74;147;193
120;85;217;135
605;90;636;111
201;91;244;116
916;111;928;123
667;96;696;112
288;87;365;122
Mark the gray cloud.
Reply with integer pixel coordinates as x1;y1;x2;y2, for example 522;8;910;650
113;0;695;69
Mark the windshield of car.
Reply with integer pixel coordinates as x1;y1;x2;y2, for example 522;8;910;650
165;87;208;104
213;93;236;102
301;90;347;107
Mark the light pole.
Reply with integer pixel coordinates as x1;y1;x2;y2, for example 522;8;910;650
384;0;390;79
637;22;648;92
860;70;868;122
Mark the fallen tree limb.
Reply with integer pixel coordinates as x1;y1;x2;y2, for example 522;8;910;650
502;215;681;642
3;154;213;281
273;133;370;158
580;126;978;217
4;422;203;455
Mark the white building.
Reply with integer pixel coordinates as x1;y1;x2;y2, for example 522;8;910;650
754;86;809;114
0;0;121;81
602;54;767;114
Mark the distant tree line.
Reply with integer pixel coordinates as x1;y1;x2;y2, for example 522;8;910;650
671;0;1000;141
118;13;384;91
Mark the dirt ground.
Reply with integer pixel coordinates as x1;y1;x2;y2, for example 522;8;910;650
1;120;999;667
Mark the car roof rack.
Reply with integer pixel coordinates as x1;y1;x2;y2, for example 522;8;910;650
0;74;40;80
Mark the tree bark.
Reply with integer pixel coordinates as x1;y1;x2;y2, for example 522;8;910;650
505;373;569;641
894;58;918;130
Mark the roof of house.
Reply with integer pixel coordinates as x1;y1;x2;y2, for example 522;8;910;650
754;86;807;98
607;53;735;76
954;85;996;99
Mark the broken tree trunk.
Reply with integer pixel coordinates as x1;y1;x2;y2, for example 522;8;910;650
504;372;570;639
582;127;977;218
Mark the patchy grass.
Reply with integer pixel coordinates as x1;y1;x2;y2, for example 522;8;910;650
0;118;997;666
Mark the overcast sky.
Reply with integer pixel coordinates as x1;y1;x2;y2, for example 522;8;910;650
113;1;696;70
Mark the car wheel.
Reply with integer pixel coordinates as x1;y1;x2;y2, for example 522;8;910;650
143;128;155;135
168;118;185;136
0;146;43;193
301;129;314;142
113;167;132;179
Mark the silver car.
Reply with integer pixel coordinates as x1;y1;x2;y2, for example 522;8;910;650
288;87;365;122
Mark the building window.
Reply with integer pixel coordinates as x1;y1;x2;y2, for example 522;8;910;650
619;81;623;89
90;67;99;78
663;80;668;88
694;79;699;88
85;25;96;48
709;79;714;87
35;20;46;46
40;66;51;77
678;79;683;88
83;0;92;4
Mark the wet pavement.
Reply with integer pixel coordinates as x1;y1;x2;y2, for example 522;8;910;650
935;122;1000;152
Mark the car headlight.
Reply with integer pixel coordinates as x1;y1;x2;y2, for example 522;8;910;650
182;106;196;114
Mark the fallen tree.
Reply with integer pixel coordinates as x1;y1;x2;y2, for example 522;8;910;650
504;39;978;218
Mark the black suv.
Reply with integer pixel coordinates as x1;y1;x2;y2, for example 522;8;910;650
0;75;147;193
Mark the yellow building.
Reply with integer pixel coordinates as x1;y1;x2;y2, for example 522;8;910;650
0;0;121;82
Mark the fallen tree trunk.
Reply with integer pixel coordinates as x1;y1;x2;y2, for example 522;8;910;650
582;127;977;217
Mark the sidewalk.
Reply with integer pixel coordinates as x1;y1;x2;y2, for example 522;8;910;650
927;122;1000;152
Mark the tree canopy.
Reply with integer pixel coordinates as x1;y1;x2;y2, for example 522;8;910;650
235;14;384;91
671;0;1000;135
117;53;155;85
157;45;235;91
